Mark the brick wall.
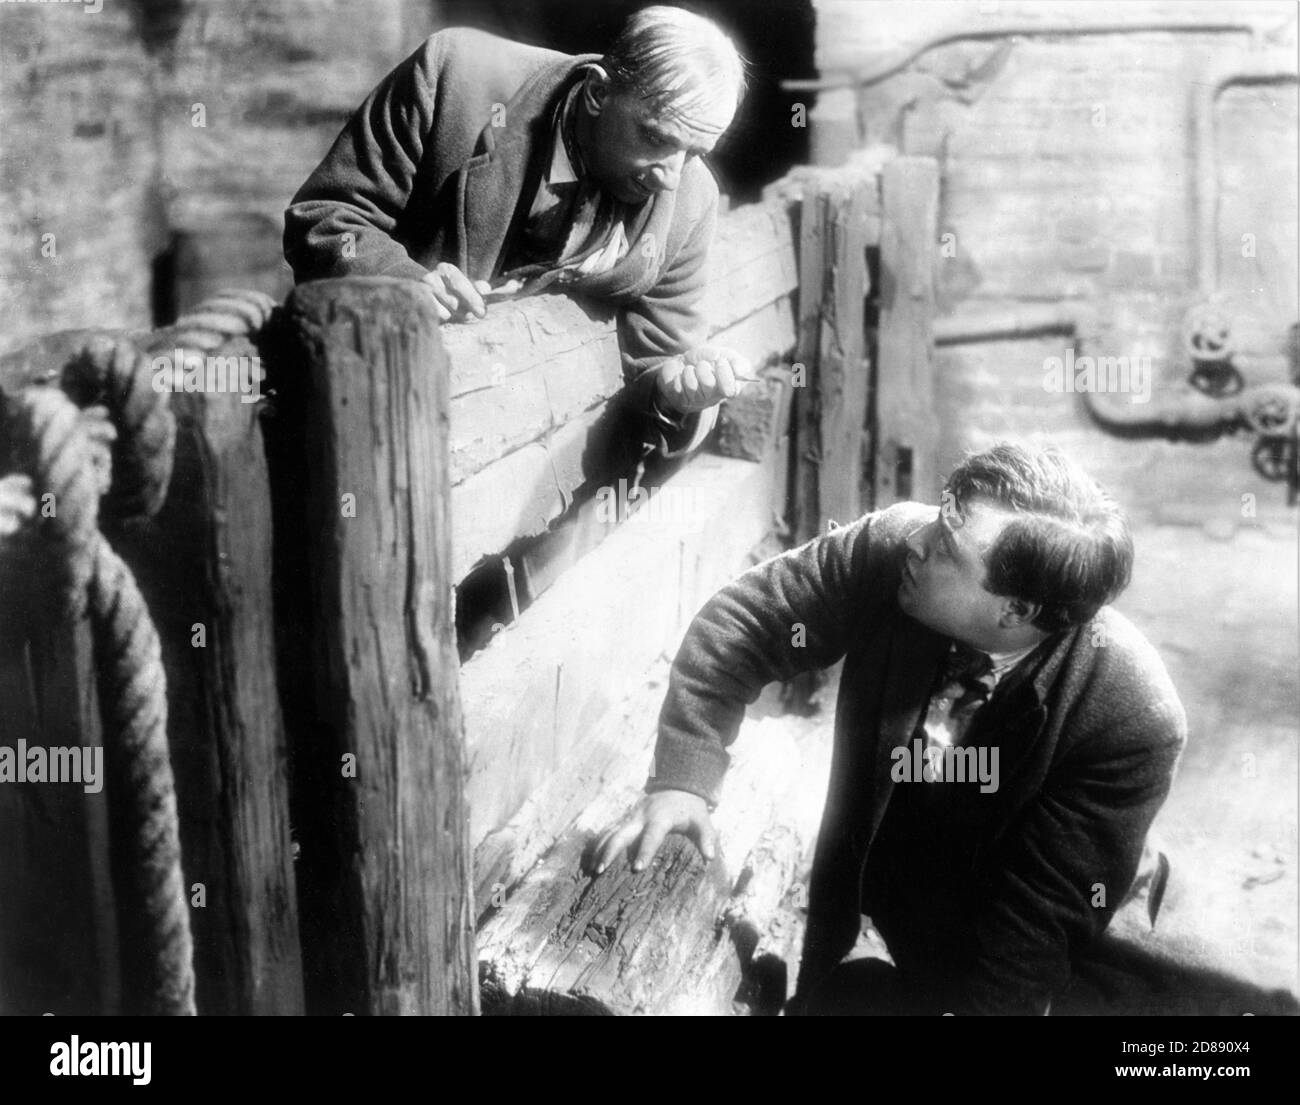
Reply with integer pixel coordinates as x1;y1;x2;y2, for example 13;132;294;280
812;0;1298;524
0;0;437;352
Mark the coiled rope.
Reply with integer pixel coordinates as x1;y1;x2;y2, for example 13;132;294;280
0;288;278;1015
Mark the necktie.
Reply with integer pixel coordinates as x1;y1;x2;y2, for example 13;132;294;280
938;643;997;720
919;643;997;779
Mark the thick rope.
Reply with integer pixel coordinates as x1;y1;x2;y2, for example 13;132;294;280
3;388;193;1014
0;288;278;1015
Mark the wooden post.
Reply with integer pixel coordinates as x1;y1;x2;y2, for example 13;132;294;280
0;620;118;1014
875;157;940;505
791;188;828;544
111;333;304;1015
817;177;874;526
280;277;477;1016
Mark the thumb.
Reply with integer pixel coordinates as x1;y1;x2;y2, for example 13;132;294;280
694;814;718;863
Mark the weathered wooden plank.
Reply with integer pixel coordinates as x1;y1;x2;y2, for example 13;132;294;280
442;296;623;486
0;620;118;1015
792;188;829;544
477;718;806;1016
708;294;798;377
875;157;940;504
460;448;786;851
280;276;476;1016
450;402;636;584
817;177;874;525
439;189;802;556
112;333;303;1015
700;201;800;327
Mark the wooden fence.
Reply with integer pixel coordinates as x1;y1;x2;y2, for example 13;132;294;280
0;151;933;1015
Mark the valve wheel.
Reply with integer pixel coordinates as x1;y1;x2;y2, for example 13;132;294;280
1251;435;1293;482
1244;386;1300;436
1183;301;1236;362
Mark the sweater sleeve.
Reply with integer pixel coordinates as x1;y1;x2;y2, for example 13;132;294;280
648;511;888;806
283;36;443;283
617;180;718;457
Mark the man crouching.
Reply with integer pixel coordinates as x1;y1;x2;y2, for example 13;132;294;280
594;442;1186;1015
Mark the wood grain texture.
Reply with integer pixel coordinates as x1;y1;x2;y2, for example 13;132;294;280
111;337;303;1015
477;716;814;1016
875;157;941;504
460;448;786;857
282;276;476;1015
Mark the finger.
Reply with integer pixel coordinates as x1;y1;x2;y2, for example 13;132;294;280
422;275;456;319
713;358;738;399
694;816;718;862
595;820;641;874
440;265;486;318
473;279;493;294
694;359;717;393
681;362;700;397
632;818;670;872
659;360;685;401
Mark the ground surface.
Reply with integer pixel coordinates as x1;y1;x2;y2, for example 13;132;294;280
1113;517;1298;1003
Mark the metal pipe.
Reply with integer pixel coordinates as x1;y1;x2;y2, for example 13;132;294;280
784;16;1279;92
1193;53;1299;295
933;304;1084;346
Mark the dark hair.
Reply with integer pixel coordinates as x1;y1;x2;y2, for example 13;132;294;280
944;443;1134;634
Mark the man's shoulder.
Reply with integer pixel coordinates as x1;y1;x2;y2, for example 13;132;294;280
1061;606;1187;749
417;27;576;92
853;501;932;549
423;26;570;67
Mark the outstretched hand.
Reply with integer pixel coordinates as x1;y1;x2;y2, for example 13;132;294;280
591;789;718;874
654;345;753;414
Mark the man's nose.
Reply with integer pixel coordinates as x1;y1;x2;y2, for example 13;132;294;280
647;151;685;193
904;525;929;560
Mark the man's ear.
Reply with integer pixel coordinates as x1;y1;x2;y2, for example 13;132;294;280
581;65;612;116
999;596;1040;629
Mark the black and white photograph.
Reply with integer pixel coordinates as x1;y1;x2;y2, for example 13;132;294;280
0;0;1296;1069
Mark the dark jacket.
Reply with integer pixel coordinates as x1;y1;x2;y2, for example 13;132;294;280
283;27;721;452
650;502;1187;1015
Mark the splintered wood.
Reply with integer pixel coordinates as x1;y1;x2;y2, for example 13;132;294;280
282;277;476;1015
478;714;831;1016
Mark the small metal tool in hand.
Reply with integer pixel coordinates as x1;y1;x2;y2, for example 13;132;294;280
482;278;526;303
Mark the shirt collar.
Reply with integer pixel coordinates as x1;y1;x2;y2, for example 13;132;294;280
986;642;1040;680
547;69;596;187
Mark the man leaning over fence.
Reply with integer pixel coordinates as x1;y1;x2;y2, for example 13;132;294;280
284;5;752;457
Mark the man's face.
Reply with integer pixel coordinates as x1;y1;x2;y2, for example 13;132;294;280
897;495;1021;645
580;80;733;205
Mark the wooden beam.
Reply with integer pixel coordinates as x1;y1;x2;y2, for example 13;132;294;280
443;191;802;582
477;714;819;1016
280;276;476;1016
111;334;303;1015
460;448;786;852
875;157;940;504
791;187;829;544
0;620;118;1014
442;296;623;486
817;176;874;525
449;401;637;584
